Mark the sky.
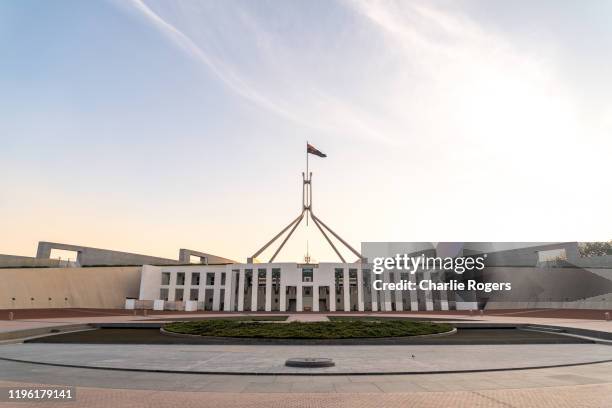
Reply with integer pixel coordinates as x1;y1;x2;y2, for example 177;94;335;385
1;0;611;263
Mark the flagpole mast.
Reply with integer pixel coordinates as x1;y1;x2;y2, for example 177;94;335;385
306;140;309;179
305;141;309;226
249;142;364;263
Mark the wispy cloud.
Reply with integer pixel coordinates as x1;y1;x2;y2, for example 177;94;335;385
123;0;608;165
126;0;392;143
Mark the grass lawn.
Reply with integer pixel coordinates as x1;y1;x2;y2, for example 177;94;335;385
163;319;453;339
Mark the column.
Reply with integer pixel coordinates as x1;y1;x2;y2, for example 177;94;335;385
394;271;404;311
409;271;418;311
280;283;287;312
423;270;434;311
198;278;205;311
251;271;258;312
223;271;232;311
313;285;319;312
265;269;272;312
371;270;379;311
329;285;336;312
438;272;449;310
213;272;221;311
382;269;392;311
357;269;364;311
168;272;176;301
237;270;245;312
343;268;350;311
297;284;303;311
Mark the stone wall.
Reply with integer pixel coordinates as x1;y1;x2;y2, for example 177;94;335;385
0;266;141;309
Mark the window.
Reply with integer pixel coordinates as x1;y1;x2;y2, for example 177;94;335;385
206;272;215;286
335;268;344;288
221;272;226;286
190;289;199;301
362;269;371;293
304;287;311;296
160;288;169;301
538;249;567;262
245;269;253;291
258;269;267;286
175;288;184;301
191;273;200;286
176;272;185;286
161;272;170;285
302;268;313;282
349;269;357;286
272;268;281;293
233;270;240;297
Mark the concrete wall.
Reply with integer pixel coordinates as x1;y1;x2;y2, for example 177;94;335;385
482;266;612;310
0;254;69;268
0;266;141;309
178;249;236;264
36;242;177;266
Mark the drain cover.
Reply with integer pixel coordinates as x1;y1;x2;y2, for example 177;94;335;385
285;358;335;368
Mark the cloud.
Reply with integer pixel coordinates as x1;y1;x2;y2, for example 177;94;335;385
126;0;394;143
123;0;609;170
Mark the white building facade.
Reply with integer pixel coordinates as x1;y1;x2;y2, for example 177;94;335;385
137;263;454;312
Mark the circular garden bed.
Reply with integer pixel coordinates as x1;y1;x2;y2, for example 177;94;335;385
162;319;453;339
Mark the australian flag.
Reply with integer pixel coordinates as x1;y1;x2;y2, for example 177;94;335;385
307;143;327;158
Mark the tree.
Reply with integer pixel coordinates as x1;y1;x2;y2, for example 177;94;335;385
579;241;612;257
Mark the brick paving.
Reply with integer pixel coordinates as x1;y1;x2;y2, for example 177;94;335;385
0;380;610;407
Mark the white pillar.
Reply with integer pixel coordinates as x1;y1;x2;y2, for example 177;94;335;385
213;272;221;311
342;269;350;311
409;271;418;311
223;272;232;311
438;272;449;310
297;284;303;311
265;269;272;312
382;269;392;311
423;270;434;311
371;270;379;311
329;285;336;312
251;270;258;312
168;272;176;301
280;283;287;312
394;271;404;311
197;282;205;311
313;285;319;312
357;269;364;311
237;270;245;312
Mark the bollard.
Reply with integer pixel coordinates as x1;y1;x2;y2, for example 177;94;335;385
605;312;610;321
8;312;14;321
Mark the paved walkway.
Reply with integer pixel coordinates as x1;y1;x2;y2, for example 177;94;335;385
1;361;612;407
1;343;610;374
1;311;611;406
2;359;612;393
286;314;329;322
0;381;611;408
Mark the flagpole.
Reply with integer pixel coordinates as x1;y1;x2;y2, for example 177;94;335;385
306;140;309;178
306;141;309;225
